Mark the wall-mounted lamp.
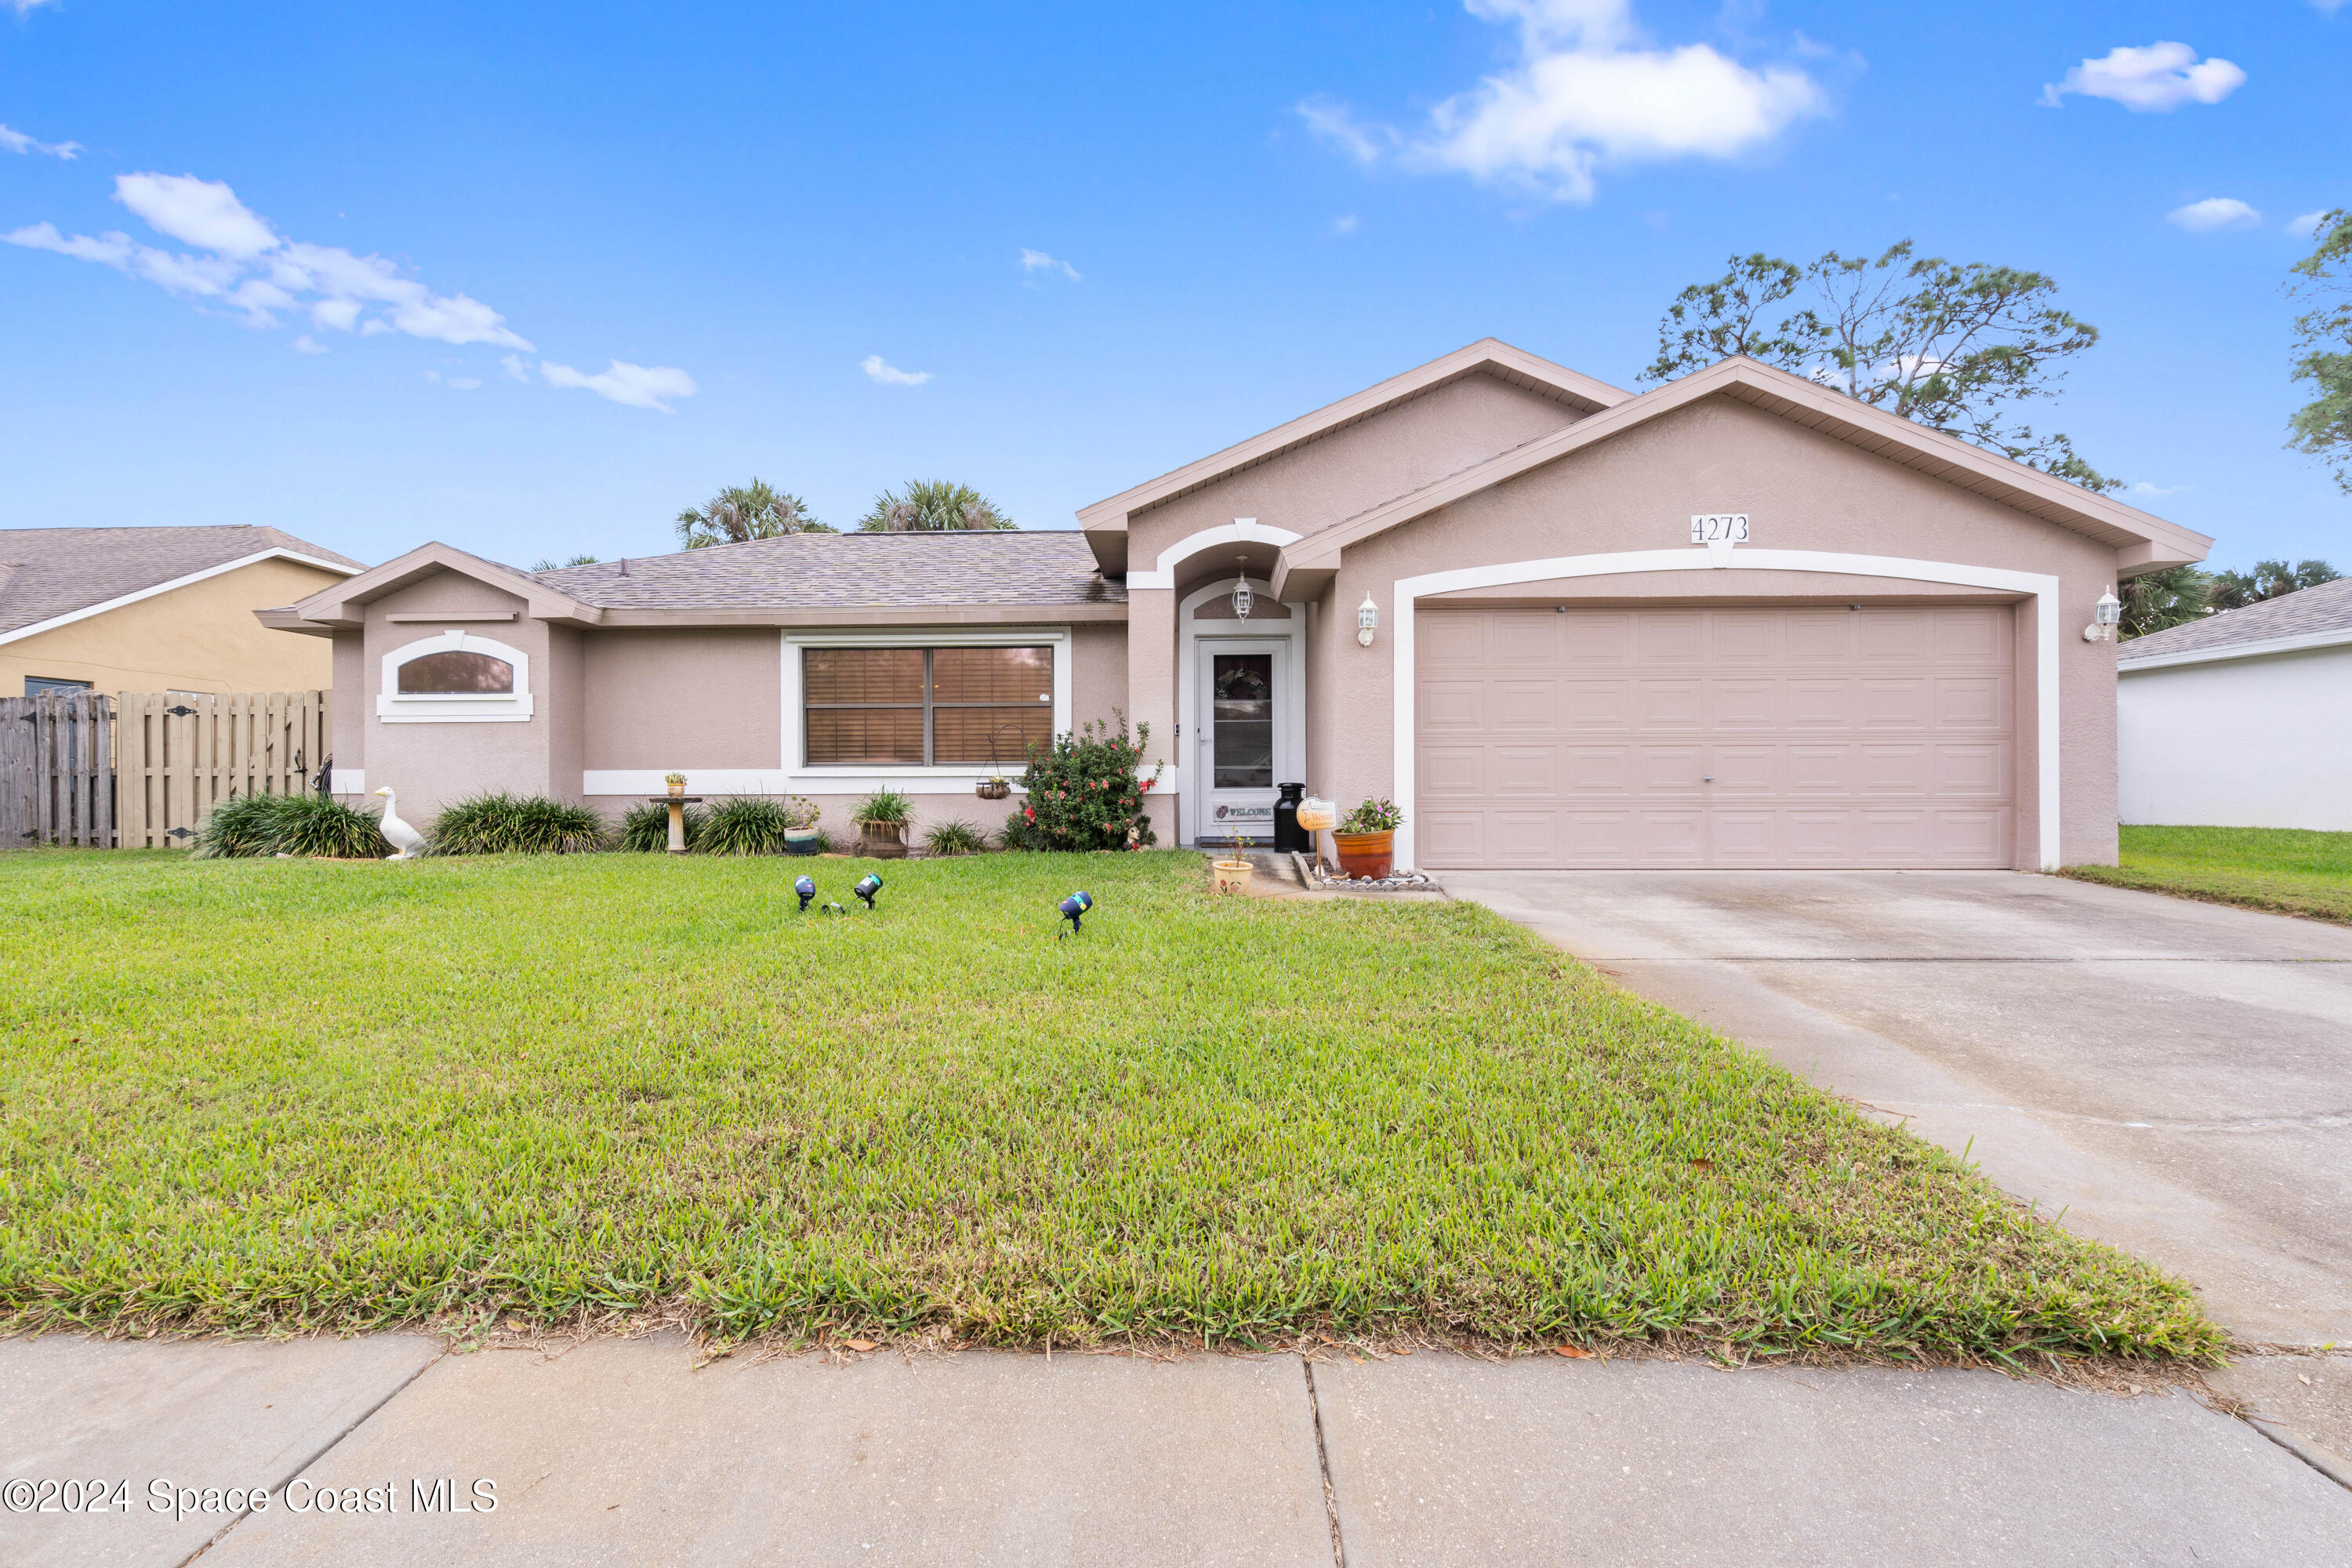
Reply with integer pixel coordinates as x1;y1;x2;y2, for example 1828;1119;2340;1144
1357;593;1379;647
2083;586;2122;643
1230;557;1254;622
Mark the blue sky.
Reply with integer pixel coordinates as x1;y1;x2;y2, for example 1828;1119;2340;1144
2;1;2345;573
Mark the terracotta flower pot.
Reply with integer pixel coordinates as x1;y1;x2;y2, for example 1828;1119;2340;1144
1330;830;1395;881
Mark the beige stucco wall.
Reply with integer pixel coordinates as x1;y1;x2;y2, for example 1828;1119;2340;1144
2;557;343;697
1295;394;2123;868
582;629;785;771
348;571;554;818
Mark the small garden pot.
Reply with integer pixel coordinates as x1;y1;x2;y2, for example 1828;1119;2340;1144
1210;857;1254;895
1330;830;1395;881
858;823;909;860
785;829;820;856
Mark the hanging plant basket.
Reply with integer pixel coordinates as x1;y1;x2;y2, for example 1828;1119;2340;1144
975;779;1011;800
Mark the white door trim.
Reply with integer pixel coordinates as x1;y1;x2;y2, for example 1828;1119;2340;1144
1390;549;2063;871
1178;576;1307;846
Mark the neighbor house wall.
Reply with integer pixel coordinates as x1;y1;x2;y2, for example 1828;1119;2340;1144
2119;646;2352;830
0;557;343;697
1314;394;2125;868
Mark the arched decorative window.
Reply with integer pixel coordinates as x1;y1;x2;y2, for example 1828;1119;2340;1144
378;630;534;723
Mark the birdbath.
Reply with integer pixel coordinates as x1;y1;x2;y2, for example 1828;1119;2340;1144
646;796;702;854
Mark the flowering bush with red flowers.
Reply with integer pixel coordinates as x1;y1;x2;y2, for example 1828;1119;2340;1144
1000;710;1163;851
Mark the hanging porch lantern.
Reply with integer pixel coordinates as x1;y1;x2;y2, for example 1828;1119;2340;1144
1230;557;1254;621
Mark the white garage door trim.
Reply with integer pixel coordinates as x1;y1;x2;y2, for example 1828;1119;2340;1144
1391;550;2061;871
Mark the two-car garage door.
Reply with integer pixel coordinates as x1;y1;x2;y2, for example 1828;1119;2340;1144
1416;605;2016;869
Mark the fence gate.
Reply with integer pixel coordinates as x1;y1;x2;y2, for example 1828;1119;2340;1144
114;691;331;848
0;692;114;848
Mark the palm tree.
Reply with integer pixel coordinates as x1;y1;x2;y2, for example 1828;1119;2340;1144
856;480;1014;532
531;553;602;572
2118;566;2212;639
675;479;833;549
2207;558;2339;611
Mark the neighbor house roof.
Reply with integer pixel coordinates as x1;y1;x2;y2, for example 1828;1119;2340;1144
1271;355;2214;600
265;532;1124;636
2119;577;2352;672
0;524;361;646
1073;338;1631;575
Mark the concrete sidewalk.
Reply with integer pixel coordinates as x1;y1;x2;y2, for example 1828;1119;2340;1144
3;1334;2347;1567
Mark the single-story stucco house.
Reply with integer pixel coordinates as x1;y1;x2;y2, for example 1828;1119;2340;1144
2118;576;2352;831
3;525;359;698
260;340;2212;869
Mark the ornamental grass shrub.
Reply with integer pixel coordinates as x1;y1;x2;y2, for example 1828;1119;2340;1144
430;793;606;855
921;818;989;856
700;797;797;855
192;792;390;859
619;800;705;852
1006;712;1161;851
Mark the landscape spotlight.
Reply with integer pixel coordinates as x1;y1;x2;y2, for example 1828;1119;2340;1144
1058;890;1093;939
795;875;816;913
854;873;883;910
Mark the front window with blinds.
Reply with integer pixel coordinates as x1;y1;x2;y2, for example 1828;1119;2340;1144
804;646;1053;766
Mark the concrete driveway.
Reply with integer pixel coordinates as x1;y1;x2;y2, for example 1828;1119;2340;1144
1442;870;2352;1348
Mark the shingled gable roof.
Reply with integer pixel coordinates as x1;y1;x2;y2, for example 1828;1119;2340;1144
2118;576;2352;671
0;525;360;645
1270;355;2213;601
265;532;1124;637
1073;339;1631;575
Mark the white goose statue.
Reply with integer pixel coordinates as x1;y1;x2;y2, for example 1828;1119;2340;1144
373;786;426;861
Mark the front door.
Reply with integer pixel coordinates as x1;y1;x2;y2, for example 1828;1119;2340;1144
1196;641;1287;844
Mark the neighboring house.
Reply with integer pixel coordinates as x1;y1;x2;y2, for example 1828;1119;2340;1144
2118;578;2352;831
262;340;2209;869
1;525;362;699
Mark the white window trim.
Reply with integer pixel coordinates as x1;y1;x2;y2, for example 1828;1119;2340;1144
776;625;1073;787
1389;548;2063;872
378;629;535;724
1178;576;1307;846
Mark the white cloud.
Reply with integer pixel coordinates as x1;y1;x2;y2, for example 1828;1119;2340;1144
9;171;533;349
0;122;79;159
5;0;62;15
1301;0;1828;205
860;354;932;387
538;358;698;411
2129;481;2182;499
114;172;279;258
1018;248;1081;281
2169;197;2262;232
2289;211;2332;238
2040;42;2245;111
447;376;481;390
500;353;532;382
1332;213;1360;236
291;335;328;354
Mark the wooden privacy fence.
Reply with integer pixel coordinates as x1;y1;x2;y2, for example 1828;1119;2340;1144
0;691;331;849
0;691;113;848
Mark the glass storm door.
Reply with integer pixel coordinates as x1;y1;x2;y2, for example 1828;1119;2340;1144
1198;642;1286;841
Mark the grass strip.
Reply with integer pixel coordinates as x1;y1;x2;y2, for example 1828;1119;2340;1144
2063;825;2352;925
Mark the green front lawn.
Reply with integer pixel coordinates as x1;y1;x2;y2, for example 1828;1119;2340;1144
0;850;2217;1362
2064;826;2352;925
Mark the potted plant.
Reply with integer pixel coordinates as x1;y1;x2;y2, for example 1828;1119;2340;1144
851;788;914;859
976;773;1012;801
1331;798;1402;880
663;771;688;800
783;795;822;855
1211;829;1255;896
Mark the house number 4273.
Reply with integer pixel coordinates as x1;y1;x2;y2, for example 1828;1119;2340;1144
1690;514;1750;544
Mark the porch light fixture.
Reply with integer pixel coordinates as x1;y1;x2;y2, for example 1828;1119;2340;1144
2084;586;2122;643
1356;593;1379;647
1230;558;1254;622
